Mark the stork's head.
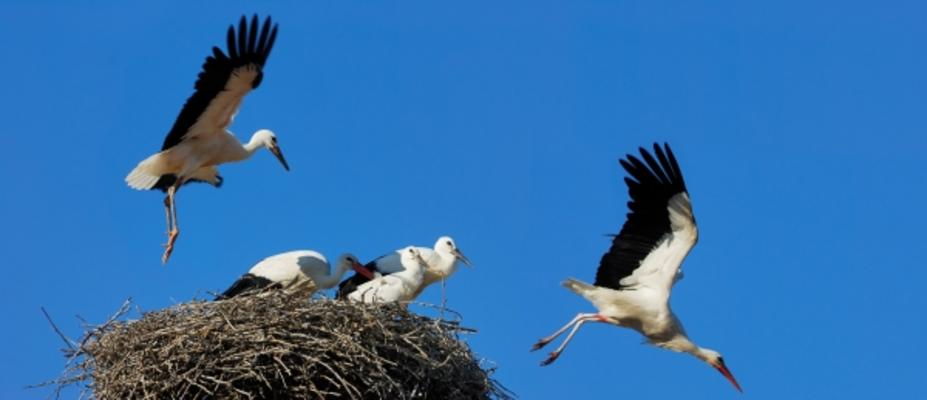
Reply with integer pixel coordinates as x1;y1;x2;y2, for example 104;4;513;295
337;253;373;279
434;236;472;267
699;349;742;393
253;129;289;171
400;246;427;268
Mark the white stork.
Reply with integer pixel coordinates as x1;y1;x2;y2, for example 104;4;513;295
125;15;288;263
531;143;742;393
336;236;471;300
347;247;428;303
217;251;372;300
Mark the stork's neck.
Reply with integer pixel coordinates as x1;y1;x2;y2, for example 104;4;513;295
691;346;718;363
651;313;699;355
430;250;457;275
425;250;448;271
219;134;263;164
242;134;265;157
657;333;697;353
315;261;352;289
657;333;716;364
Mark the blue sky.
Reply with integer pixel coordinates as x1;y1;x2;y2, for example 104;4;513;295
2;1;925;398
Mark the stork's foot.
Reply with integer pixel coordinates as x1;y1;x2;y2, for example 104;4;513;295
161;230;179;264
531;339;551;352
540;351;561;366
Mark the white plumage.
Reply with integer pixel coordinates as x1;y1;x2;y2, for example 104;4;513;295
347;247;427;303
218;251;369;299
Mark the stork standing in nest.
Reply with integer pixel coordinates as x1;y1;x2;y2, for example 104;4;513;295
337;236;472;300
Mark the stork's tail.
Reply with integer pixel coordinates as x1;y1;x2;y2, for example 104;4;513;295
562;278;596;295
125;154;163;190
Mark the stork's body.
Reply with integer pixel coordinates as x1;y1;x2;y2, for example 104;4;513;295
347;247;428;303
125;15;289;263
336;236;471;300
531;143;742;393
217;251;370;299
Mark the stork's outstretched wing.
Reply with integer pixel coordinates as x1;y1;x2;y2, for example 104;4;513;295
594;143;698;292
161;15;278;150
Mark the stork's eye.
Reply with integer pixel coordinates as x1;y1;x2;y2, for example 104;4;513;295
446;241;452;246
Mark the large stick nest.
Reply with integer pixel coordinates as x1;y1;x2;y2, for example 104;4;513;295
49;292;512;399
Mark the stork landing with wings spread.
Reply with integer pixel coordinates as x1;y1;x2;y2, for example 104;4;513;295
125;15;288;263
531;143;742;393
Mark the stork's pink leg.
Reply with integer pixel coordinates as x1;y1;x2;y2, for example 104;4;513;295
163;194;172;235
161;186;180;264
532;313;598;351
540;314;607;366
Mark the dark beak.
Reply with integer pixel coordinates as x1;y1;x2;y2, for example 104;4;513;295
352;261;375;280
714;359;743;393
269;145;290;171
451;248;472;267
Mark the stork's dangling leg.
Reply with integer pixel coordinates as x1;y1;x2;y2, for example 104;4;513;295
162;193;173;235
539;314;607;366
532;312;599;351
161;184;180;263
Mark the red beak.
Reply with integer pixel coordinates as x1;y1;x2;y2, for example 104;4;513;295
714;360;743;393
352;262;375;280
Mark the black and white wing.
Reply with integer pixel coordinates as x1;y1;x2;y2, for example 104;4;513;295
594;143;698;292
161;15;278;151
335;265;374;299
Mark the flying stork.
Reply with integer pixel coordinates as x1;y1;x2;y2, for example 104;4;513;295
125;15;288;263
336;236;471;300
217;251;372;300
347;247;429;303
531;143;742;393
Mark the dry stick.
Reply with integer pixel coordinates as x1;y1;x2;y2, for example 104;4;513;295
40;307;77;352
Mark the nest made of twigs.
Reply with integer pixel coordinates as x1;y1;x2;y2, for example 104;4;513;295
49;292;512;399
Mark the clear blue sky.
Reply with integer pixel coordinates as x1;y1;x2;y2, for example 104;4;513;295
2;1;925;398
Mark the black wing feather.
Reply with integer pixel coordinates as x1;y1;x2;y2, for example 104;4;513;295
160;15;279;151
151;173;222;191
216;273;276;300
247;15;258;55
237;17;247;61
594;143;690;290
639;149;670;185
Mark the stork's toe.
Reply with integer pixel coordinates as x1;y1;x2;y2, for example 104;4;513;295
540;351;561;366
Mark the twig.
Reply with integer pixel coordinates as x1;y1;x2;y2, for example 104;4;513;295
40;307;77;352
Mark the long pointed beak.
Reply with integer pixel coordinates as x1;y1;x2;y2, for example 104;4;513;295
269;145;290;171
352;261;375;280
714;361;743;393
451;249;472;267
